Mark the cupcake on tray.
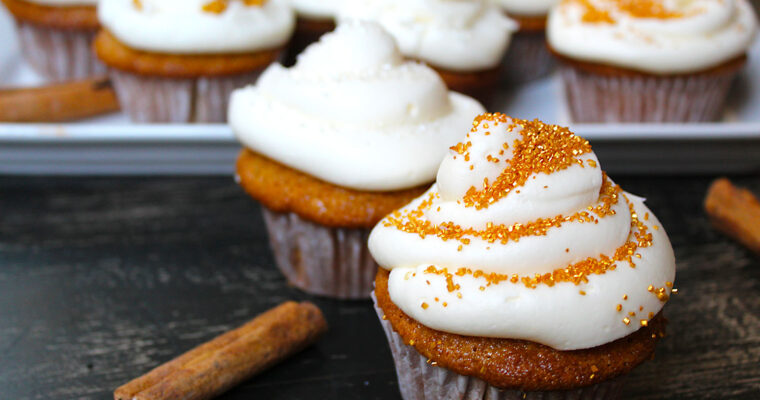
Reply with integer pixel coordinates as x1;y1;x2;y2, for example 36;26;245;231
490;0;560;83
94;0;294;123
338;0;517;105
370;113;677;399
548;0;758;123
1;0;103;81
229;22;485;299
285;0;341;65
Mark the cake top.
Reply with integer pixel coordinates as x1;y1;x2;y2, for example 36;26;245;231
548;0;758;74
369;113;677;350
229;22;485;192
98;0;294;54
337;0;517;72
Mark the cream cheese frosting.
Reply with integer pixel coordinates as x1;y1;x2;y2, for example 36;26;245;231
489;0;560;16
25;0;97;5
337;0;517;72
229;22;485;192
548;0;758;74
290;0;342;20
98;0;295;54
369;113;677;351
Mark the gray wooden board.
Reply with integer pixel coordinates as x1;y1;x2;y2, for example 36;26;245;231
0;176;758;399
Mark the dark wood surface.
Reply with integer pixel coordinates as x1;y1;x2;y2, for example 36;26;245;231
0;175;758;400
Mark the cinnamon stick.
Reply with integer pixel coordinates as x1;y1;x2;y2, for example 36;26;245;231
0;77;119;122
114;301;327;400
705;178;760;255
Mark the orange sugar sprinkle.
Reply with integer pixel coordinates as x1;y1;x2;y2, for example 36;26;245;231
418;195;654;290
577;0;683;24
133;0;143;10
421;302;429;310
203;0;266;13
457;114;592;210
384;175;620;247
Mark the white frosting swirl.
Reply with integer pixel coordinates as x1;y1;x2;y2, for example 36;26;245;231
290;0;342;20
337;0;517;72
98;0;295;54
548;0;758;74
24;0;97;6
489;0;560;16
369;115;677;350
229;22;485;191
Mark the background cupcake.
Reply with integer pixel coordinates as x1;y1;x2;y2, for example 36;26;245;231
548;0;758;123
229;22;485;299
489;0;560;83
1;0;103;81
285;0;341;65
94;0;294;123
338;0;516;105
369;113;677;399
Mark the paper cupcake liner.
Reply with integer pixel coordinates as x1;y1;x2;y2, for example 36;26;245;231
109;69;262;123
372;292;626;400
752;0;760;14
559;63;738;123
16;22;104;82
503;31;555;84
262;208;377;299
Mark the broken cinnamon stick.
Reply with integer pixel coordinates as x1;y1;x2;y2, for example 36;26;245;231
0;77;119;122
114;301;327;400
705;178;760;255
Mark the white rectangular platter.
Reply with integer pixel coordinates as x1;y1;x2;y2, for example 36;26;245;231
1;6;759;175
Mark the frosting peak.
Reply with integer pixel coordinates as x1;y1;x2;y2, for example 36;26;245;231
548;0;758;74
369;114;676;350
338;0;517;72
98;0;295;54
229;22;485;191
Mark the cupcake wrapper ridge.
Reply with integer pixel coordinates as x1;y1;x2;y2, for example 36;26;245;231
559;63;738;123
503;31;555;84
372;292;626;400
262;208;377;299
17;22;104;82
109;69;263;123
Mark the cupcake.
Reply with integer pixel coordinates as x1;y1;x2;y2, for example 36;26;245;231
548;0;758;123
229;22;485;299
93;0;294;123
338;0;517;105
285;0;341;65
369;113;677;398
1;0;104;81
489;0;560;83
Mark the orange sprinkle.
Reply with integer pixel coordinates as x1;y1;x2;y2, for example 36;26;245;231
421;302;429;310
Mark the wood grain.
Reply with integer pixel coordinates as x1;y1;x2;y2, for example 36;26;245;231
0;176;758;399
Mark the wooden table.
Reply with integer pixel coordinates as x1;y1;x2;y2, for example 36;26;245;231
0;175;758;399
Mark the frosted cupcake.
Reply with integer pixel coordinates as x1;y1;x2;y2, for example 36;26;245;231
370;113;676;398
285;0;341;65
548;0;758;123
1;0;104;81
489;0;560;83
229;22;485;299
94;0;294;123
338;0;516;104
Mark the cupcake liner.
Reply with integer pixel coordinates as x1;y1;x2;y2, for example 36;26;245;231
16;22;104;82
752;0;759;14
109;69;262;123
262;208;377;299
372;292;626;400
558;62;739;123
502;31;555;84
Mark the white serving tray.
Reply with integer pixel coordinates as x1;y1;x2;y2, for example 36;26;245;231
1;6;759;175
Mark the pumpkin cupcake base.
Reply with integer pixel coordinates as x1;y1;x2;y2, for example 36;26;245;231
94;30;282;123
2;0;102;81
554;52;746;123
432;66;501;108
373;268;666;399
236;149;427;299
